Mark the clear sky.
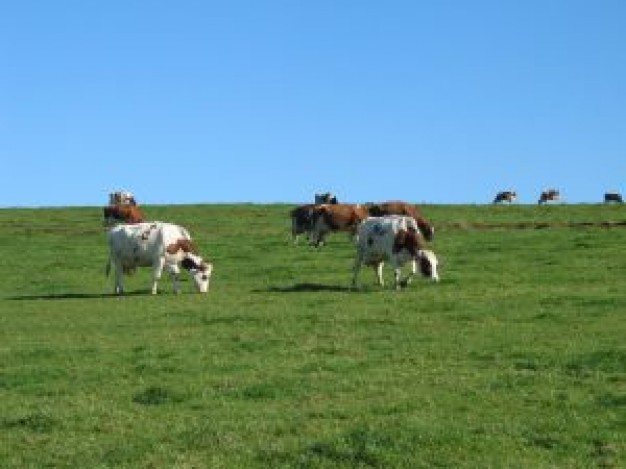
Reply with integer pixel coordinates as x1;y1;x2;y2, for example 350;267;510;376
2;1;624;207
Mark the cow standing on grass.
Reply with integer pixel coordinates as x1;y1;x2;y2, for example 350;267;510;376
493;191;517;204
538;189;560;205
367;201;435;241
106;222;213;295
308;203;370;247
352;216;439;290
604;192;623;203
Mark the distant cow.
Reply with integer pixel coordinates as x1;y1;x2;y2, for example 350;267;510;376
308;203;369;247
106;222;213;295
366;201;434;241
314;192;338;204
538;189;560;205
109;191;137;206
103;205;145;226
493;191;517;204
290;204;317;243
352;216;439;290
604;192;623;203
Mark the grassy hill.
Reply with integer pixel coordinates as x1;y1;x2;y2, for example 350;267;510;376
0;204;624;468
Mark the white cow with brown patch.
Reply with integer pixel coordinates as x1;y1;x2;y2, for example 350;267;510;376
352;216;439;290
106;222;213;294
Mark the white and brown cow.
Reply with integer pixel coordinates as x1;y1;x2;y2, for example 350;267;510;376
352;215;439;290
106;222;213;295
366;201;435;241
538;189;560;205
308;203;370;247
493;191;517;204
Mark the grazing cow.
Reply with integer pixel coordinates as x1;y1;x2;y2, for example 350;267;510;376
103;204;145;226
493;191;517;204
604;192;623;203
109;191;137;206
290;204;317;243
314;192;338;205
106;222;213;295
538;189;560;205
367;201;434;241
352;216;439;290
308;203;369;247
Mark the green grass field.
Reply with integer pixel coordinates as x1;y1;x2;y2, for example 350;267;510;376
1;203;624;468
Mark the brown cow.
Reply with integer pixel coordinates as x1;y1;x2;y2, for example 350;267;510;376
367;201;434;241
538;189;560;205
308;204;369;247
103;205;145;226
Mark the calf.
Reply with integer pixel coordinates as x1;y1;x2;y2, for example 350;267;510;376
493;191;517;204
352;216;439;290
308;203;369;247
367;201;434;241
106;222;213;295
103;205;145;226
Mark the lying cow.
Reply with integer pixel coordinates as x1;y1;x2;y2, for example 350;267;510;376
103;205;145;226
367;201;435;241
314;192;338;204
352;216;439;290
493;191;517;204
109;190;137;206
538;189;560;205
106;222;213;294
308;203;369;247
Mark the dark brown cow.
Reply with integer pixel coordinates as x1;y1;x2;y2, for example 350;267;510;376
604;192;623;203
493;191;517;204
308;204;369;247
538;189;560;205
290;204;317;243
103;205;145;226
367;201;434;241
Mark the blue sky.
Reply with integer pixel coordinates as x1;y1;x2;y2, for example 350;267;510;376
2;1;624;207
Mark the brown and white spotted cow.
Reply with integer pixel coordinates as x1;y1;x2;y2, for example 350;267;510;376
352;215;439;290
366;201;434;241
538;189;560;205
106;222;213;294
493;191;517;204
308;203;370;247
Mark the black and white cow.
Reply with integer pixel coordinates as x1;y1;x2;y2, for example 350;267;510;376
106;222;213;294
352;215;439;290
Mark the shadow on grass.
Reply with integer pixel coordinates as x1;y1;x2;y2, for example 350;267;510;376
5;291;151;301
259;283;355;293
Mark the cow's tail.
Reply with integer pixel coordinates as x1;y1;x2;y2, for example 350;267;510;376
105;256;111;277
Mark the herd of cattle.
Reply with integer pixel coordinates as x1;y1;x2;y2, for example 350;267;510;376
102;191;440;295
102;188;622;295
493;189;623;204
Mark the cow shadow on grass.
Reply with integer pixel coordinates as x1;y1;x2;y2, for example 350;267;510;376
5;291;151;301
258;283;354;293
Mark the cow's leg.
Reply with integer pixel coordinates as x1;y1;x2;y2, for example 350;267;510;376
376;262;385;287
113;259;125;295
351;251;364;289
150;257;166;295
168;264;182;294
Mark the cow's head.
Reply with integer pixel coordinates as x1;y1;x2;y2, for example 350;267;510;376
417;249;439;282
417;217;435;241
181;254;213;293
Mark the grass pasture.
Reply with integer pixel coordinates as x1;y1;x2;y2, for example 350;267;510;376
0;203;624;468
